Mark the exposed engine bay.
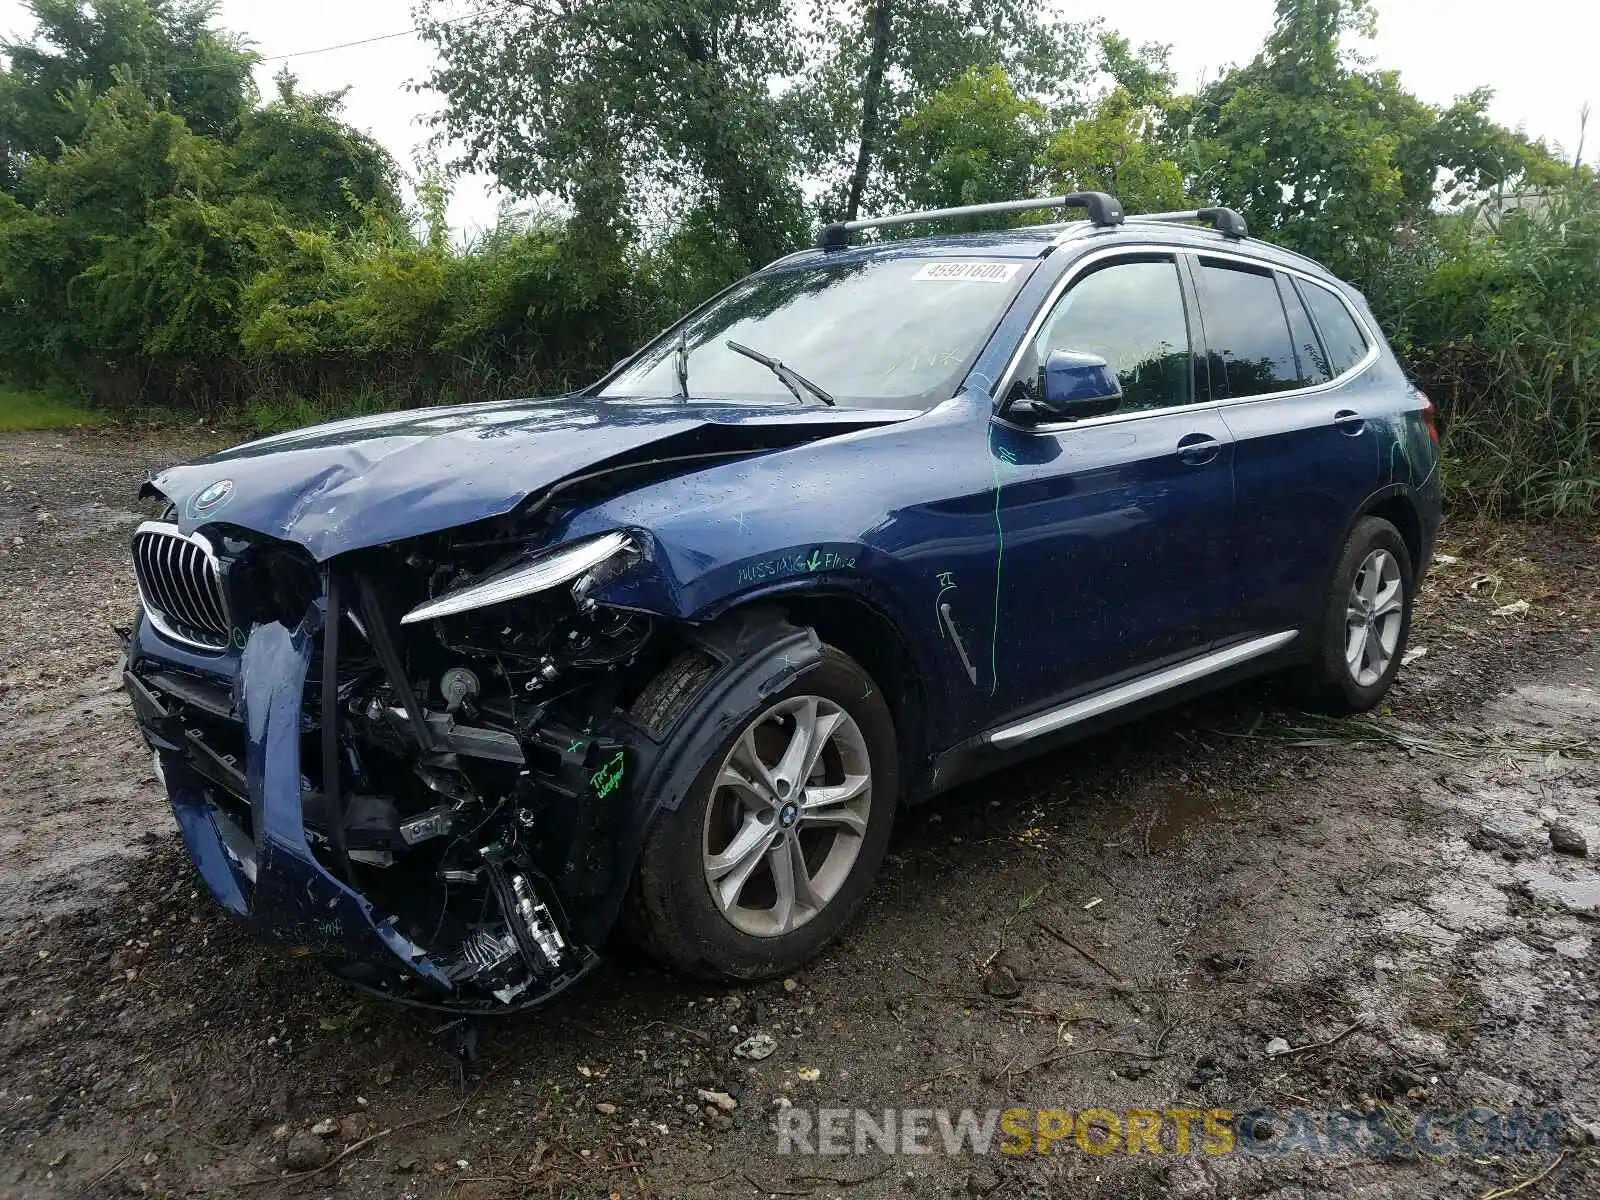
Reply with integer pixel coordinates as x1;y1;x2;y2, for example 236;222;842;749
119;404;910;1010
121;490;822;1012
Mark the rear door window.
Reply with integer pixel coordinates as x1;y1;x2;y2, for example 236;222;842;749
1296;278;1370;377
1197;261;1302;399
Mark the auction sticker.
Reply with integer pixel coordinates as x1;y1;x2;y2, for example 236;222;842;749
912;260;1021;283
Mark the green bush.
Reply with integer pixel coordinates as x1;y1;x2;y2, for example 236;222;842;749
0;0;1593;522
1371;183;1600;518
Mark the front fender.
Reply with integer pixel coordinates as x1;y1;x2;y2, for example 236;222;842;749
555;609;825;946
580;529;963;749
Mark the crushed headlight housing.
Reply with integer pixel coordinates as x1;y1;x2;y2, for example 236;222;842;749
400;531;635;625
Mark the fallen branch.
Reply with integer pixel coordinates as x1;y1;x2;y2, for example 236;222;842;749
1482;1152;1567;1200
789;1164;891;1187
1268;1018;1366;1058
238;1130;390;1186
234;1100;469;1187
744;1172;813;1196
1007;1043;1167;1080
1035;919;1123;981
78;1153;129;1197
174;1124;260;1167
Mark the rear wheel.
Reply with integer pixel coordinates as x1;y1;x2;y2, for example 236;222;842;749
1293;515;1414;713
627;644;897;980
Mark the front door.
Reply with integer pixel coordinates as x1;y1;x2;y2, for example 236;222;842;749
979;252;1237;729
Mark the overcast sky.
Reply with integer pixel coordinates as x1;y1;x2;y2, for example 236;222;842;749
2;0;1593;232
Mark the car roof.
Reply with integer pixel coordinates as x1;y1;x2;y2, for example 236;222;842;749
765;219;1346;286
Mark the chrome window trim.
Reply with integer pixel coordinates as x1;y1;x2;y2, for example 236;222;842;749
132;520;232;654
990;242;1382;436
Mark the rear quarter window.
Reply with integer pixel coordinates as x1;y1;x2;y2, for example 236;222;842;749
1281;277;1331;384
1296;278;1370;377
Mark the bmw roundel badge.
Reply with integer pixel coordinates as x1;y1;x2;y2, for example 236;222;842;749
191;478;234;514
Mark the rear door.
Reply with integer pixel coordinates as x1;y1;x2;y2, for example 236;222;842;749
1193;255;1381;638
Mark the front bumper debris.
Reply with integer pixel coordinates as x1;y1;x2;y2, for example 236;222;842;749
123;607;599;1013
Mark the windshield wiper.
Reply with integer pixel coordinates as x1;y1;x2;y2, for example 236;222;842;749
674;329;691;402
725;340;836;407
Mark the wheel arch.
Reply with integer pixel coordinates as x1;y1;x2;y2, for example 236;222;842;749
1303;484;1425;644
773;588;934;796
1360;486;1424;570
677;583;937;797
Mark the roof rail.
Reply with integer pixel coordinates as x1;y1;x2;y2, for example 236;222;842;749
818;192;1124;251
1127;207;1248;239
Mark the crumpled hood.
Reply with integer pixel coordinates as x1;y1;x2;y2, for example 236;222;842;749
148;395;912;561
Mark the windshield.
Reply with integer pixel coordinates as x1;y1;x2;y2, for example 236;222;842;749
599;255;1036;410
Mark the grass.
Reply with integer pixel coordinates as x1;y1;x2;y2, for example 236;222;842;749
0;381;106;431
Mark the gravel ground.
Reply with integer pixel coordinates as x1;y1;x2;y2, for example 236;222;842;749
1;428;1597;1200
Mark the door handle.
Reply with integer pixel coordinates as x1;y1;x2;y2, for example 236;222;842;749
1334;409;1367;436
1176;433;1221;466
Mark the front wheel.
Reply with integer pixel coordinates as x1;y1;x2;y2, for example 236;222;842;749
626;644;898;980
1292;515;1414;713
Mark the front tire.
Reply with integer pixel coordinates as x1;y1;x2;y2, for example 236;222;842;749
1293;515;1414;714
627;644;898;980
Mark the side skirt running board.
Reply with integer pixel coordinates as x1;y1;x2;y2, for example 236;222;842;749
983;630;1301;750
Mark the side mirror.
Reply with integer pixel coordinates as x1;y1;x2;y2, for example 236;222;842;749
1035;350;1122;420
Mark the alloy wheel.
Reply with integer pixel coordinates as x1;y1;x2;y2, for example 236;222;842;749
701;695;872;938
1345;548;1404;687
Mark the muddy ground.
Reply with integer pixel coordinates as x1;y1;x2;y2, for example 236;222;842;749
1;428;1597;1200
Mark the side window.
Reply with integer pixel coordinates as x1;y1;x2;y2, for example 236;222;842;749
1030;258;1192;413
1281;276;1331;384
1197;261;1302;398
1296;278;1369;377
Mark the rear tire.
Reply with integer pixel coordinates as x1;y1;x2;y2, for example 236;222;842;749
1292;516;1414;714
626;643;897;980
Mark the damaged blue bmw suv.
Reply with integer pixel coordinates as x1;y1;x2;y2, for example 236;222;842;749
123;193;1439;1011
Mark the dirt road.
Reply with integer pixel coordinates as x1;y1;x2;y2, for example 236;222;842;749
2;429;1597;1199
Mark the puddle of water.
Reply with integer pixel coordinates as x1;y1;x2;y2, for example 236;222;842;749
1517;866;1600;915
1422;876;1512;934
1379;903;1462;948
1487;678;1600;728
1140;784;1253;851
1553;934;1591;959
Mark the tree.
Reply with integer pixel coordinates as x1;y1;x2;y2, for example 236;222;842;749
1184;0;1547;278
1042;35;1191;213
231;70;402;228
415;0;807;274
1042;89;1189;212
799;0;1098;221
0;6;407;407
896;66;1044;217
0;0;256;191
0;80;260;399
